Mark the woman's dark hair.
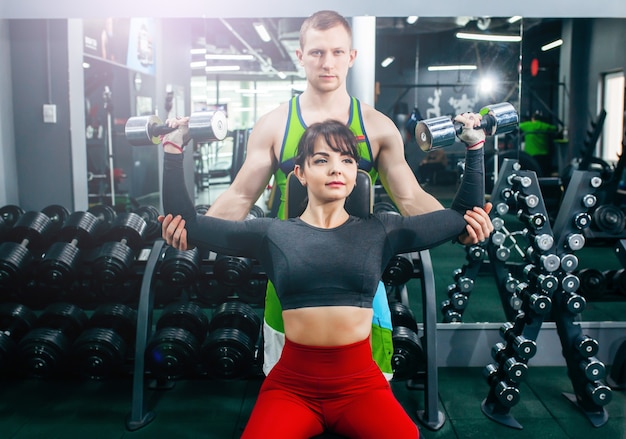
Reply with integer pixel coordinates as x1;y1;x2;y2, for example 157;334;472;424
294;119;360;168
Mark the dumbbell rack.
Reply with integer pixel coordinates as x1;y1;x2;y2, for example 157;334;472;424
441;159;613;429
607;239;626;390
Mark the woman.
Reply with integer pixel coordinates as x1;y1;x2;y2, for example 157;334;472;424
161;116;490;438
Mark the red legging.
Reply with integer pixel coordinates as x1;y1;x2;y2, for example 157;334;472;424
241;338;419;439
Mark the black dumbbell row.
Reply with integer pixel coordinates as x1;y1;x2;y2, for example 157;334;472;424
0;299;265;381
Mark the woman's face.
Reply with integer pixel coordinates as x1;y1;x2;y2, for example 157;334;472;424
295;136;358;205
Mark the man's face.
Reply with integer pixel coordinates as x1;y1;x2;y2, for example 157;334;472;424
297;25;356;92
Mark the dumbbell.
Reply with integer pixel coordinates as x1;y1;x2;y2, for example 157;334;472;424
452;268;475;293
518;211;546;230
532;233;554;253
467;244;486;262
0;210;56;287
513;192;539;209
491;342;528;383
160;246;201;288
0;204;66;245
41;204;71;236
573;212;592;230
507;174;533;189
562;292;586;314
522;264;558;294
446;284;469;311
575;334;599;358
592;204;626;235
577;268;607;300
87;204;118;232
92;212;147;284
201;301;261;379
585;381;612;406
415;102;518;151
483;363;521;408
525;247;560;272
145;301;209;379
71;303;137;380
382;253;414;286
499;321;537;361
212;208;263;288
390;302;424;380
0;303;37;371
17;302;88;378
515;282;552;315
494;202;509;216
561;274;581;296
565;233;586;251
560;254;579;273
0;204;25;228
37;211;104;286
578;356;606;381
441;300;463;323
125;110;228;146
133;205;162;241
502;274;524;311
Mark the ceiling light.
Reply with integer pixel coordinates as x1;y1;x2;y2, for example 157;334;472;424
480;77;496;94
541;39;563;51
205;65;241;72
277;71;287;79
406;16;418;25
190;61;207;69
456;32;522;42
508;16;523;24
205;54;255;61
428;65;477;71
381;56;395;68
253;22;271;42
82;62;91;69
190;48;206;55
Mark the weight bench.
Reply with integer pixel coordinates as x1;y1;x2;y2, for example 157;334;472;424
286;170;445;431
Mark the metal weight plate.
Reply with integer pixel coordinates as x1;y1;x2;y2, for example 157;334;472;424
0;205;25;228
480;102;519;136
415;116;456;151
125;115;163;146
189;110;228;142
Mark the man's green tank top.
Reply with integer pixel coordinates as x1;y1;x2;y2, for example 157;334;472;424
274;95;378;219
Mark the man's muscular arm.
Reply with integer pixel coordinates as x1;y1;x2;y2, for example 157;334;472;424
205;113;278;221
373;115;444;216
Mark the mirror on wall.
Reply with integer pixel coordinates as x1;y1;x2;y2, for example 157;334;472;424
74;16;625;326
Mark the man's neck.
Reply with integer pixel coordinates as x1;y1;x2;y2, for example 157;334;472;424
299;89;352;124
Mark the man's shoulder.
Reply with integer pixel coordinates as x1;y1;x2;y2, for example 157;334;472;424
355;102;395;137
254;101;290;131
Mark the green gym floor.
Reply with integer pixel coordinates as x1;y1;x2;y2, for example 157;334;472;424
1;365;624;438
4;183;623;439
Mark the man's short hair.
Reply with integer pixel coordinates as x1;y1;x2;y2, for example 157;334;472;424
299;10;352;49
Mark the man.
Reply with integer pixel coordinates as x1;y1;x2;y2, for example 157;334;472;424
161;10;492;378
519;110;559;177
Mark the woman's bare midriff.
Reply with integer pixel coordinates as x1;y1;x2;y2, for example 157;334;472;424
282;306;374;346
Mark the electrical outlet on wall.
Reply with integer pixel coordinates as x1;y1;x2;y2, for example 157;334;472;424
43;104;57;123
